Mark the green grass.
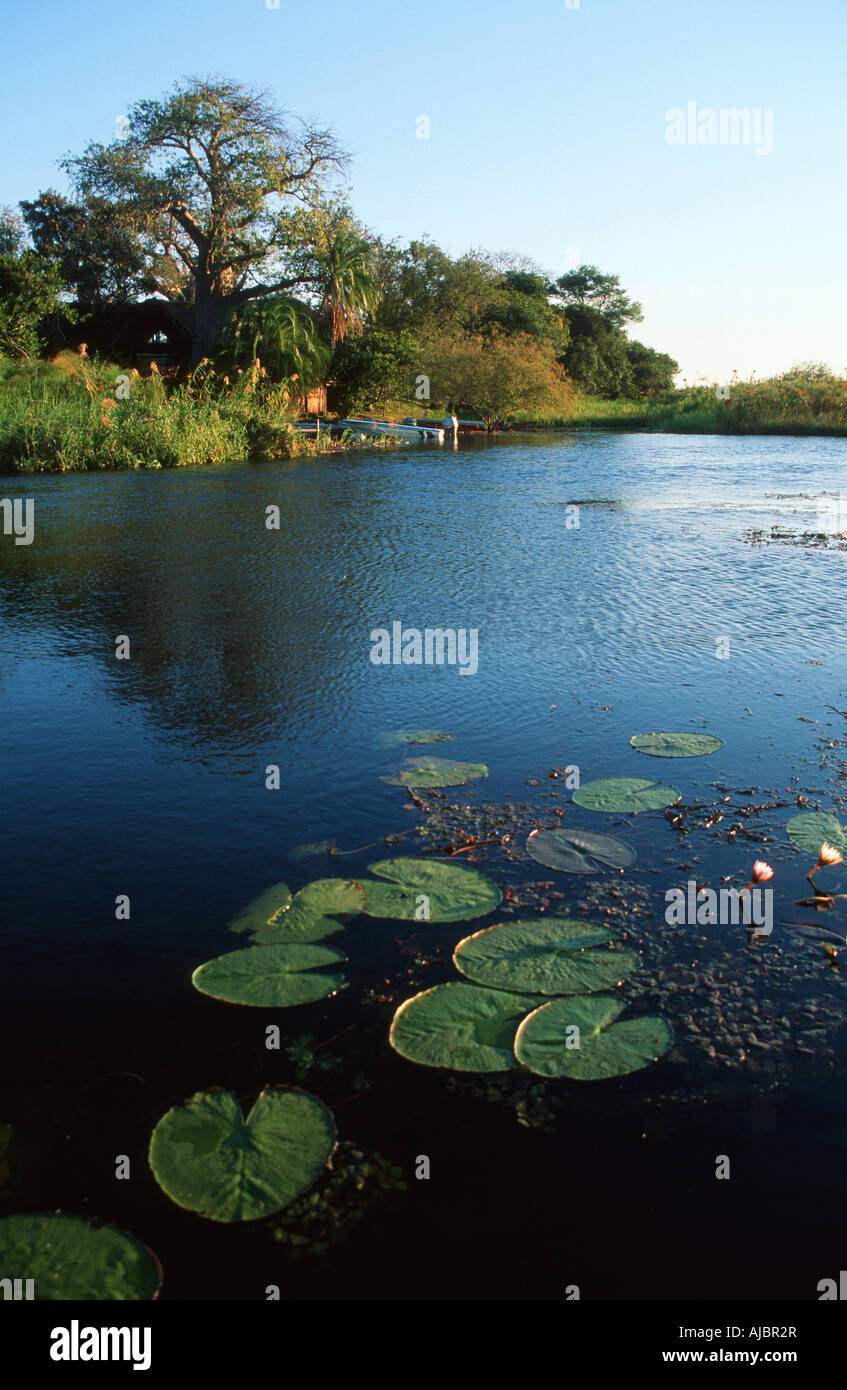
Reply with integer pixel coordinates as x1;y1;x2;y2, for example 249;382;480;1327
512;370;847;436
0;355;365;473
4;359;846;471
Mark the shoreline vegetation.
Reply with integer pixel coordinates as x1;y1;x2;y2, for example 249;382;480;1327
2;77;845;473
1;355;846;474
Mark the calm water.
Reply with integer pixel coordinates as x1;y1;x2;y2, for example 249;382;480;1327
2;431;847;1299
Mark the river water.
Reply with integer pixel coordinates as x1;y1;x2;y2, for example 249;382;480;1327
2;431;847;1299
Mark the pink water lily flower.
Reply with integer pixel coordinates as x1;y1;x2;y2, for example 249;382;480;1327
816;842;844;869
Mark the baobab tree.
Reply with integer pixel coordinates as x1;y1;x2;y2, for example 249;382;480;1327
60;76;349;361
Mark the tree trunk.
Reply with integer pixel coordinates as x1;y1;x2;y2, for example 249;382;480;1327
192;282;228;363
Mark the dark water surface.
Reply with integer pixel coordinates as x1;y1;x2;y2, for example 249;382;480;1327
2;431;847;1299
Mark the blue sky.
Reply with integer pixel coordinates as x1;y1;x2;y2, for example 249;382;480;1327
2;0;844;381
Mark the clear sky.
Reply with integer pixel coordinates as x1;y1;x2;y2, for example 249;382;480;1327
2;0;843;382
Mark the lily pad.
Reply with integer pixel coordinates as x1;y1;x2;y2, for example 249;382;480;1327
229;882;293;935
245;878;365;945
514;995;673;1079
389;757;487;788
149;1087;336;1223
630;731;724;758
361;857;501;922
786;812;847;858
573;776;680;814
389;982;538;1071
377;729;453;747
288;839;336;862
453;918;638;994
526;827;635;874
192;943;346;1007
0;1213;162;1299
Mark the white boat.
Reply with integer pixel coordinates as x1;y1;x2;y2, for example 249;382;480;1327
340;418;444;443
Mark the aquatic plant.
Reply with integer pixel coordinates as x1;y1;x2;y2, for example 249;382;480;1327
745;860;774;890
376;729;453;747
192;943;346;1007
388;756;487;788
360;857;501;922
149;1087;336;1223
514;996;673;1080
453;918;638;994
526;826;635;873
573;776;680;814
231;878;365;944
630;731;723;758
786;812;847;858
0;1213;162;1299
389;982;539;1071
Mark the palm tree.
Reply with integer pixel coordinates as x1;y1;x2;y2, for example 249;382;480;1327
318;230;381;348
222;296;329;386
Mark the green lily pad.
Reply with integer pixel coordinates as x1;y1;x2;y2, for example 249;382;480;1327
377;729;454;747
0;1213;162;1300
389;757;487;788
389;982;539;1071
149;1087;336;1223
786;812;847;857
228;882;293;935
242;878;366;945
192;943;346;1007
514;995;673;1079
361;857;501;922
573;776;680;814
526;827;635;874
630;731;724;758
453;918;637;994
288;839;336;862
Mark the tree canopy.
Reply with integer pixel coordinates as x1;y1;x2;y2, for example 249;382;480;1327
55;76;350;359
3;76;679;407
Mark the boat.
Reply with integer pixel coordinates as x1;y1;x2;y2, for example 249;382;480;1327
340;417;444;443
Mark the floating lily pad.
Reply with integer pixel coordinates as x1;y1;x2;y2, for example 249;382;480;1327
389;982;538;1071
0;1213;163;1300
229;882;293;936
377;729;454;747
192;944;346;1007
288;839;336;862
526;827;636;874
361;857;501;922
149;1087;336;1223
453;918;637;994
246;878;365;945
573;777;680;814
514;995;673;1079
389;757;487;788
786;812;847;858
630;731;724;758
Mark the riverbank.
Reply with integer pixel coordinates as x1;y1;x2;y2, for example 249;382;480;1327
0;354;372;473
513;371;847;435
3;357;847;473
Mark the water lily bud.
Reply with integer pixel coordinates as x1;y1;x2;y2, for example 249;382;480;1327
817;842;844;868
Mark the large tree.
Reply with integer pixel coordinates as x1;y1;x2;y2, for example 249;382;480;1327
61;77;349;360
0;207;67;359
420;330;572;429
20;190;147;307
317;227;380;348
549;264;643;330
